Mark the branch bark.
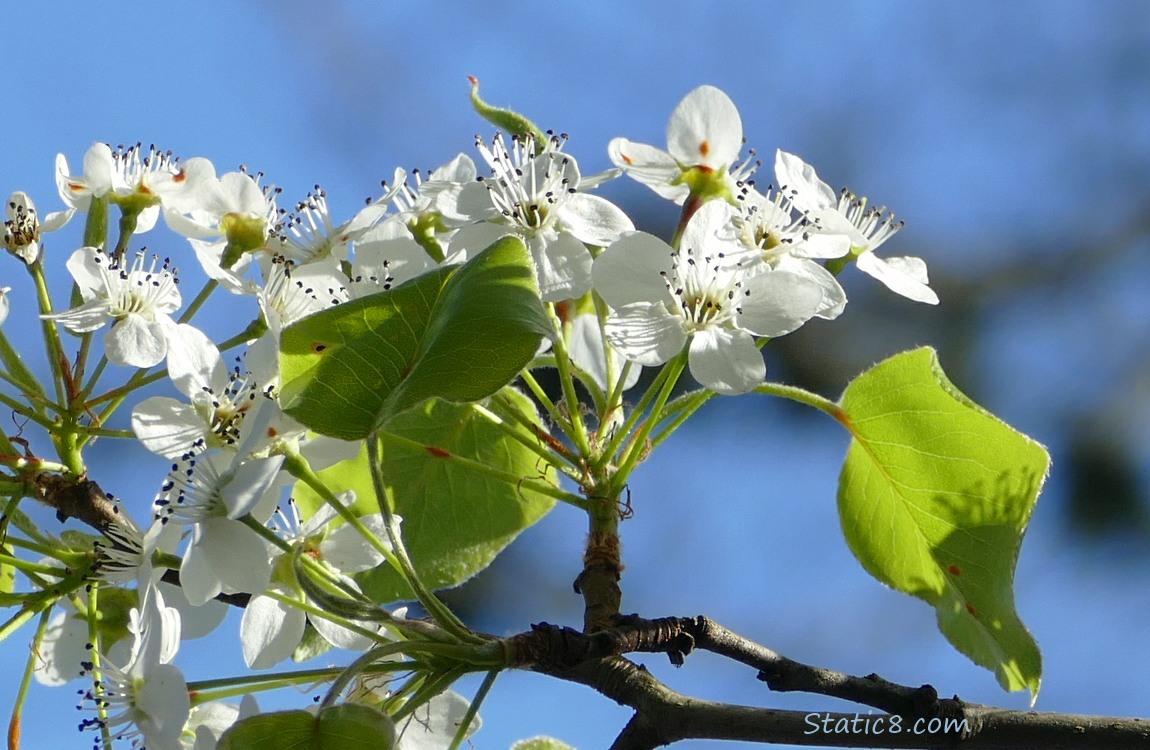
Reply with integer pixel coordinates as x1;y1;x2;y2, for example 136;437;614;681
514;616;1150;749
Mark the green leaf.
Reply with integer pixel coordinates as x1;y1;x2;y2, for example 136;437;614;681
468;76;548;150
512;737;578;750
295;389;556;603
280;235;551;440
836;347;1047;699
0;546;15;595
218;704;395;750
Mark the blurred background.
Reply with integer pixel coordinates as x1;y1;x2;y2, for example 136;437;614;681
3;1;1150;748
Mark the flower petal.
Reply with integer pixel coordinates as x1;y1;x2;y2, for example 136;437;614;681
607;138;688;203
529;231;592;302
555;193;634;247
667;85;743;169
106;314;169;367
241;590;306;669
738;270;826;337
688;326;764;395
856;252;939;304
131;397;205;458
605;302;687;367
592;232;675;308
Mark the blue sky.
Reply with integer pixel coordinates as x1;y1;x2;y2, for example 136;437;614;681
3;2;1150;748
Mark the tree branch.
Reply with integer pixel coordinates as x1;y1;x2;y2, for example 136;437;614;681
513;616;1150;749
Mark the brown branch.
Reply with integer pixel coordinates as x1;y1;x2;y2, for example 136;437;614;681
513;616;1150;749
31;472;119;533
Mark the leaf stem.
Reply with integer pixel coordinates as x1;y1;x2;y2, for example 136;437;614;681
366;434;482;645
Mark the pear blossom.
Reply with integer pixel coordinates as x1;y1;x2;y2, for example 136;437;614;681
241;497;391;669
56;143;210;232
153;443;284;605
452;132;633;301
42;246;182;367
3;190;73;264
132;324;277;458
77;588;190;750
609;85;757;205
271;186;394;265
731;185;850;320
387;153;478;230
592;200;823;394
774;149;938;305
165;168;280;277
394;690;481;750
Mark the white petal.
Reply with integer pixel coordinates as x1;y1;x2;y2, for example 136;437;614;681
321;514;388;573
134;662;191;748
567;313;641;393
65;246;109;301
241;591;306;669
156;580;227;640
34;611;90;685
106;314;169;367
688;327;764;395
182;519;272;605
856;252;939;305
220;455;285;518
396;690;480;750
679;199;741;252
607;138;689;203
737;269;826;337
131;397;205;458
605;302;687;367
666;85;743;169
554;193;634;247
42;298;111;333
311;615;375;652
592;232;675;308
530;232;592;302
165;324;227;397
774;150;837;212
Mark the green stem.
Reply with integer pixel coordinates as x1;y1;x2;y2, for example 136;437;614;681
648;388;714;452
366;435;481;645
753;381;843;419
546;304;592;457
26;262;69;407
262;587;384;645
283;450;394;562
611;350;687;489
517;369;560;425
449;670;497;750
597;352;676;470
187;661;417;703
470;400;582;481
9;608;52;750
177;279;219;325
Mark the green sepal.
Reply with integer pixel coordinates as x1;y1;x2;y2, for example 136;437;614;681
836;347;1046;700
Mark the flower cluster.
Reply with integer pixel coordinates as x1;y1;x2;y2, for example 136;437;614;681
1;84;935;748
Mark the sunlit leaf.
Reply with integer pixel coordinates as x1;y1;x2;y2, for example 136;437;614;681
295;389;556;603
280;235;550;440
837;347;1047;699
218;703;395;750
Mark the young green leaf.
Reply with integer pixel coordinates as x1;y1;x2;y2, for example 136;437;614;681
279;235;551;440
836;347;1047;700
293;390;557;603
468;76;549;151
217;704;395;750
512;737;578;750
